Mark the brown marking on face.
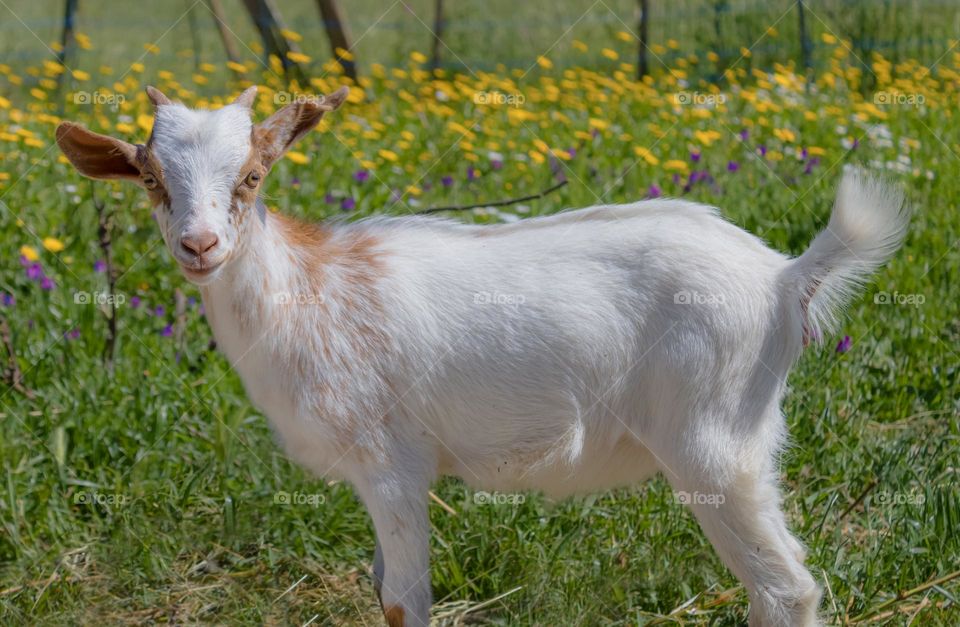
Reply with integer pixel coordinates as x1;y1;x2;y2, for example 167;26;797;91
383;606;405;627
134;146;171;209
229;144;265;228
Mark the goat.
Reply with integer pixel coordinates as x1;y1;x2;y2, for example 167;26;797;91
56;85;909;626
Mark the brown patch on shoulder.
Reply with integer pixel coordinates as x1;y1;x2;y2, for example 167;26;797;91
383;605;405;627
269;212;393;438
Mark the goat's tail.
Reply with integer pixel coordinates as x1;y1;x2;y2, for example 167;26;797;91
786;167;910;345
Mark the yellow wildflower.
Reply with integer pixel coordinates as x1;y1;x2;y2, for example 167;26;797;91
43;237;65;253
286;151;309;164
20;245;39;261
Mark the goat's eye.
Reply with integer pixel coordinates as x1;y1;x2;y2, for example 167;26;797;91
244;171;261;187
142;174;158;190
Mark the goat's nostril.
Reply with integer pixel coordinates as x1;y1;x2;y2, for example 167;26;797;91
180;232;219;256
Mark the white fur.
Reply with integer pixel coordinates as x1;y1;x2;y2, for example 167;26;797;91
66;98;910;627
150;101;254;282
200;169;905;627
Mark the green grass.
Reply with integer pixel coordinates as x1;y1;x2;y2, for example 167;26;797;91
1;1;960;625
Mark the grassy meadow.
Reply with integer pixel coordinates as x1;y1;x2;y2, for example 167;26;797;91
1;1;959;625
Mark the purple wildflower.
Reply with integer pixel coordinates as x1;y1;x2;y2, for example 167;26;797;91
40;276;55;291
130;296;141;309
160;324;173;337
341;197;356;211
566;147;577;159
1;293;14;307
93;259;107;273
835;335;852;354
19;255;31;267
188;297;197;307
154;305;165;317
441;175;454;188
803;157;820;175
466;167;478;182
727;160;740;172
65;328;80;340
291;176;301;187
738;129;749;141
353;169;370;183
690;151;701;163
647;184;662;198
851;138;859;150
758;145;767;157
672;173;681;185
324;193;337;204
26;263;44;281
490;159;503;170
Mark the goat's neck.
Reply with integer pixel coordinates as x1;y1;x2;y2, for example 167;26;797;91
199;200;335;345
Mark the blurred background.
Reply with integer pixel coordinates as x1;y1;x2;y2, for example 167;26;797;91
3;1;959;88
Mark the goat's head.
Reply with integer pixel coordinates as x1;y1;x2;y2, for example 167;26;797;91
56;85;348;285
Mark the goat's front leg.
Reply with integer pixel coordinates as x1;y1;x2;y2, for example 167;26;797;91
354;469;432;627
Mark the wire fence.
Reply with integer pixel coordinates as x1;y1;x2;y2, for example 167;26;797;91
0;0;958;85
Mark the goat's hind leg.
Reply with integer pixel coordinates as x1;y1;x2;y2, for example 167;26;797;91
658;433;821;626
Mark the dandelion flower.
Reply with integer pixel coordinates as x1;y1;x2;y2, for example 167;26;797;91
43;237;65;253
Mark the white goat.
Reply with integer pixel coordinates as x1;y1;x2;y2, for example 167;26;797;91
56;85;909;627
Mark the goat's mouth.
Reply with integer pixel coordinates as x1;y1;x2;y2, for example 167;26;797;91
179;261;223;281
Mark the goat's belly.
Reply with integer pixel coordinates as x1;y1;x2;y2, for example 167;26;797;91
441;435;660;499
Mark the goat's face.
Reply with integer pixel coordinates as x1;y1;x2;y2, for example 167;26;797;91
55;85;349;286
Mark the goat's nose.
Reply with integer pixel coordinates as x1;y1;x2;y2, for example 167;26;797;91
180;231;219;256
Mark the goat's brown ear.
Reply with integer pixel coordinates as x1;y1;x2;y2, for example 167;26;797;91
56;122;142;182
253;86;349;168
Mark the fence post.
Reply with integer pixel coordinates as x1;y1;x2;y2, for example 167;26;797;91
316;0;358;81
242;0;305;81
637;0;649;79
430;0;445;72
204;0;244;76
797;0;812;71
56;0;78;89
